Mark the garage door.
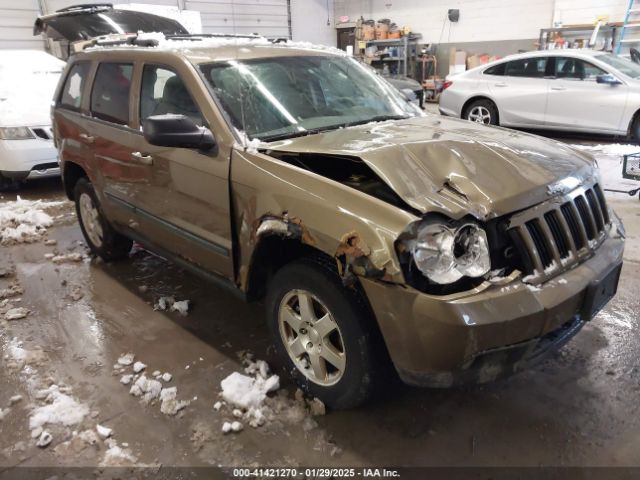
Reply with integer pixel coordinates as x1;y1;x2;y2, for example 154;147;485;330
186;0;290;38
0;0;43;49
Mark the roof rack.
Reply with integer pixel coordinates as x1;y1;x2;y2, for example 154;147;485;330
82;32;271;50
165;33;263;41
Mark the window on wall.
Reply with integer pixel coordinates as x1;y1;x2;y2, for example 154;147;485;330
59;62;90;111
556;57;606;80
504;57;548;78
90;62;133;125
140;65;203;126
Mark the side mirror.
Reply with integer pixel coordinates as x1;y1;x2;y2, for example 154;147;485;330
143;114;216;150
596;74;622;85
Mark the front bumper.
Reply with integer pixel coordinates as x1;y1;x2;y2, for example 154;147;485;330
361;233;624;387
0;137;59;180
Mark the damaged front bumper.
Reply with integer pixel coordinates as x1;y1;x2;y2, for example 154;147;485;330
360;233;624;388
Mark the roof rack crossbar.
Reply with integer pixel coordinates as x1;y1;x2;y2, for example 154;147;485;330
164;33;263;40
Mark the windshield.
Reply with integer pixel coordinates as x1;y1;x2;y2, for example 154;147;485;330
199;55;419;141
596;53;640;79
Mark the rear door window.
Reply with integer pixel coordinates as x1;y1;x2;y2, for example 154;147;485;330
556;57;607;80
59;62;90;111
139;65;203;126
504;57;547;78
90;62;133;125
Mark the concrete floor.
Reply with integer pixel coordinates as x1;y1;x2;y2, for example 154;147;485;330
1;128;639;474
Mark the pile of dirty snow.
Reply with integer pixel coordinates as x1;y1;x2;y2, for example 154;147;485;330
214;353;328;435
114;352;188;416
0;196;64;245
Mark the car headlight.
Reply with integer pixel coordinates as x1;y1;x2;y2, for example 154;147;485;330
410;221;491;284
0;127;35;140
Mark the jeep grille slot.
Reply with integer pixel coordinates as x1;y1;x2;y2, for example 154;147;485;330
508;183;609;284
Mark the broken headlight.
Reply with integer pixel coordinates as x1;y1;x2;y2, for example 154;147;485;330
409;221;491;284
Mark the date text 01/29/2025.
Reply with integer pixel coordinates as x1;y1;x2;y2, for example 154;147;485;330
231;468;401;478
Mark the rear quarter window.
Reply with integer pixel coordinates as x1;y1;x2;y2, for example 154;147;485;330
90;62;133;125
483;63;506;76
59;62;90;111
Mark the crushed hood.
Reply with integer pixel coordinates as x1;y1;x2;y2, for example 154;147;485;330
267;115;597;219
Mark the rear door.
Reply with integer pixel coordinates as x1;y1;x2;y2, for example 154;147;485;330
54;61;94;185
85;60;144;229
130;62;233;278
545;56;628;134
487;56;550;127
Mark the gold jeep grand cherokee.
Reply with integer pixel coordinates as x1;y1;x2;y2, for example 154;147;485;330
50;34;625;408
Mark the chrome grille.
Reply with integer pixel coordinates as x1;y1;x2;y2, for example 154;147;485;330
508;182;610;284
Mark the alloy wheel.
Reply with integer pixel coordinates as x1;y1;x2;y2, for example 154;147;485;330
468;106;492;124
278;289;346;386
78;192;104;248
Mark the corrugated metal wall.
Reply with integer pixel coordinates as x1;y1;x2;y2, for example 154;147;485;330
0;0;290;51
0;0;43;49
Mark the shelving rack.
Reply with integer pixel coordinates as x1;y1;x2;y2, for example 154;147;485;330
538;24;617;51
365;35;421;77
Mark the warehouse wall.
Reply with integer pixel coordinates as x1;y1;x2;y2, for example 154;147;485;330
291;0;336;46
334;0;630;44
0;0;42;49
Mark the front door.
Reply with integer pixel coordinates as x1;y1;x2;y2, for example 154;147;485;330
131;63;233;278
545;56;628;134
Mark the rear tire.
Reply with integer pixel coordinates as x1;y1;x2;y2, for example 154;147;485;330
629;114;640;142
265;256;384;409
74;177;132;261
0;174;21;192
464;99;499;126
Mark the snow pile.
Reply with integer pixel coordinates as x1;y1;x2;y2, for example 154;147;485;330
101;438;138;466
154;296;190;315
0;197;63;245
215;354;329;434
159;387;189;415
129;374;162;403
51;253;84;264
29;385;90;430
5;307;29;321
115;353;188;415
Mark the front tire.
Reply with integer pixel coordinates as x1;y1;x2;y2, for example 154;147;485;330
74;178;132;261
464;99;499;126
265;257;383;409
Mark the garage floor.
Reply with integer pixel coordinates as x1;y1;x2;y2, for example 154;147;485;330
1;114;639;471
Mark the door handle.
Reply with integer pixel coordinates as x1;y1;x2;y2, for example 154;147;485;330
131;151;153;165
79;133;94;144
551;86;566;91
494;82;508;87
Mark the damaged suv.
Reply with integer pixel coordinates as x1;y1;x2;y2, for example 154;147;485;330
51;34;625;408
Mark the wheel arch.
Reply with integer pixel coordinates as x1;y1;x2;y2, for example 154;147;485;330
461;95;500;123
62;161;89;200
627;107;640;139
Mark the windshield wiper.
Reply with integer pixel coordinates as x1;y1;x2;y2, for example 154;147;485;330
343;114;411;128
259;125;343;142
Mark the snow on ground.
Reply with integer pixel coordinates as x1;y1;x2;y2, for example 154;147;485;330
215;353;327;434
0;197;64;245
154;296;190;315
29;385;90;431
114;354;188;416
571;143;640;200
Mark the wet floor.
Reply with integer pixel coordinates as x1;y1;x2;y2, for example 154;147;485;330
1;164;640;474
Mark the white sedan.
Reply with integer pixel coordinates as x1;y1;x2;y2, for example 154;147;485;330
439;49;640;138
0;50;64;190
